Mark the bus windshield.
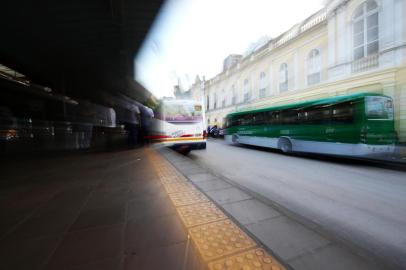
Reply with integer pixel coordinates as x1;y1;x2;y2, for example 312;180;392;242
365;96;394;120
162;101;203;122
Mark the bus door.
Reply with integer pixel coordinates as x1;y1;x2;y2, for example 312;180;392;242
330;101;359;144
364;96;395;144
300;105;332;142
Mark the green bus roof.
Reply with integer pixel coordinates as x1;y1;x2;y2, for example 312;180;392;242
227;92;387;117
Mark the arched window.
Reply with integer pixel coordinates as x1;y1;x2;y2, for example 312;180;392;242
353;0;379;60
307;49;321;85
259;72;267;98
279;63;288;92
221;89;226;108
213;93;217;109
231;84;237;105
243;79;251;102
206;95;210;111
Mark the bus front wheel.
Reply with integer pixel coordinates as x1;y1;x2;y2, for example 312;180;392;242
278;138;292;154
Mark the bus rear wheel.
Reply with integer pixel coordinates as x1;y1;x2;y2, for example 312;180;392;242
279;138;292;153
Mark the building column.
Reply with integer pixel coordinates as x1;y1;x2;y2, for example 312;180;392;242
327;12;336;70
293;50;299;90
268;64;273;96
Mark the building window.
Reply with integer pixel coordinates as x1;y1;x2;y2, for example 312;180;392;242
353;0;379;61
231;84;237;105
279;63;288;92
206;95;210;111
307;49;321;85
259;72;266;98
213;93;217;109
243;79;251;102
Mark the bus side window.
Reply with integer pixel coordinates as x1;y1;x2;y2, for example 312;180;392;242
281;109;299;125
240;114;249;126
253;112;266;125
244;114;253;126
237;115;243;126
267;111;275;124
298;110;307;122
252;113;258;125
332;102;353;123
271;111;280;125
229;116;236;127
305;106;331;124
234;116;241;126
264;111;273;124
239;115;245;126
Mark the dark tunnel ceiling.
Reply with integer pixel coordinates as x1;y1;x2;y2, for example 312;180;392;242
0;0;164;104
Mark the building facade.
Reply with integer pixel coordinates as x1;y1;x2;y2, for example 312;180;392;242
174;75;205;102
204;0;406;142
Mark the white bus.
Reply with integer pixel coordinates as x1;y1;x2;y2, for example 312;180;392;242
147;99;206;154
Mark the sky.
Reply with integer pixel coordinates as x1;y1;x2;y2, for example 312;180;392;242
135;0;325;98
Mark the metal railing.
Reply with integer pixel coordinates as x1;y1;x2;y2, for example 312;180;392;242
351;54;379;73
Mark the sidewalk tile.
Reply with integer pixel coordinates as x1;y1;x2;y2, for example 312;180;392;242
124;242;191;270
246;216;329;261
125;214;186;252
187;173;219;183
195;179;232;191
289;244;380;270
64;257;122;270
45;224;124;270
222;199;281;225
70;204;126;231
127;194;175;221
0;235;61;270
206;187;251;205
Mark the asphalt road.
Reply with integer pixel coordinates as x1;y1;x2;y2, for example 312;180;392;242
188;139;406;268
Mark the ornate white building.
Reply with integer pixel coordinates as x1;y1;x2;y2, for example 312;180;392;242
203;0;406;142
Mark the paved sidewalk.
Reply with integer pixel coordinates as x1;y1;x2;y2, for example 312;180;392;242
158;147;395;270
0;147;287;270
0;148;203;270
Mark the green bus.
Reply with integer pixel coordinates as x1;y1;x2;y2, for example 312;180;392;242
224;93;396;156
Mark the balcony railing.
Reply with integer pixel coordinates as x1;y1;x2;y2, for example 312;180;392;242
351;54;379;73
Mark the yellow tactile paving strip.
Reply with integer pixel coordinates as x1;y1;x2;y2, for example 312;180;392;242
147;149;286;270
208;248;285;270
163;182;197;194
159;175;187;185
189;219;256;261
168;190;210;206
176;202;227;228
